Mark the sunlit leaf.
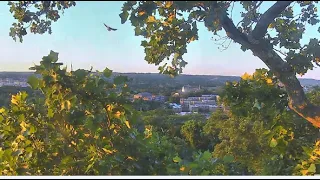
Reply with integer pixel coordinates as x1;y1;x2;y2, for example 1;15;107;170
173;156;182;163
308;164;316;173
147;16;156;23
270;138;278;148
125;120;131;129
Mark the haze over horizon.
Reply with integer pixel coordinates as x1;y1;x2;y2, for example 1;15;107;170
1;1;320;80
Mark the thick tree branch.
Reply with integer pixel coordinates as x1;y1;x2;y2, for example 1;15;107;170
251;1;293;40
251;43;320;128
220;13;251;47
220;14;320;128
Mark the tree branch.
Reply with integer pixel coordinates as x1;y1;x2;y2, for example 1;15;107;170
251;1;293;40
250;42;320;128
220;13;251;47
219;13;320;128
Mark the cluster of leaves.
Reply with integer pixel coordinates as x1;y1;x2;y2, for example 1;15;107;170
0;51;244;176
139;109;206;139
8;1;76;42
203;69;320;175
0;86;36;107
294;140;320;175
306;86;320;105
292;86;320;175
222;68;288;116
119;1;320;77
118;1;234;76
0;51;182;175
180;120;206;149
135;69;320;175
169;150;244;175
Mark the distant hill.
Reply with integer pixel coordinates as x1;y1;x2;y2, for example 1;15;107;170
0;71;319;87
298;78;320;86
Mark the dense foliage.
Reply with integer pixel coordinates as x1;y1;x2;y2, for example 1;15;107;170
0;52;237;175
1;51;320;175
0;86;35;107
2;0;320;176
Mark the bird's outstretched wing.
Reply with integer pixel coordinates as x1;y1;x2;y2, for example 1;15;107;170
104;23;117;31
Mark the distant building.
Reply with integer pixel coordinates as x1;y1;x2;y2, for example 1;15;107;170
179;94;222;113
169;103;182;113
134;92;154;101
154;95;166;102
189;105;199;112
181;85;201;93
133;92;166;102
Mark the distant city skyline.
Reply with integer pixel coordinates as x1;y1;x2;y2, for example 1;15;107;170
0;2;320;80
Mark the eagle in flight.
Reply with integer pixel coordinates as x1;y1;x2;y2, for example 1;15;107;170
104;23;117;31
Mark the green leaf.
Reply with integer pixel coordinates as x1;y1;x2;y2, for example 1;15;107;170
201;151;212;161
29;125;36;134
3;149;13;160
25;140;32;146
85;162;95;174
173;156;182;163
308;164;316;173
201;170;210;175
18;114;25;122
134;27;142;36
141;40;148;47
263;130;271;135
74;69;88;80
48;108;54;118
48;50;59;62
61;156;73;166
27;75;39;89
166;167;178;174
119;11;129;24
223;155;234;163
103;67;113;78
25;147;33;153
270;138;278;148
189;162;199;169
302;146;313;156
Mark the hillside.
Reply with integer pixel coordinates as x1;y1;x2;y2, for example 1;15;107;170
0;71;319;87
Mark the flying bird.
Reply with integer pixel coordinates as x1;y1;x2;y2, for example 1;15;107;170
104;23;117;31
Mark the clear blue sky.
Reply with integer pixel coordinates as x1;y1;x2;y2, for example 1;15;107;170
0;1;319;79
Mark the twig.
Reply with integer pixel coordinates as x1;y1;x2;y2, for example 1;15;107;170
230;2;235;19
220;39;233;52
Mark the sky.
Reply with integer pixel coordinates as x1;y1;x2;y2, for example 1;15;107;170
0;1;319;80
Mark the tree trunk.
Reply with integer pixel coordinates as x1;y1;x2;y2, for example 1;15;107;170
219;8;320;128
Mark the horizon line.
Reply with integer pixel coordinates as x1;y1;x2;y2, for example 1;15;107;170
0;70;320;80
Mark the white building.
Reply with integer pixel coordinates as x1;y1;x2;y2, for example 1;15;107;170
169;103;182;113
